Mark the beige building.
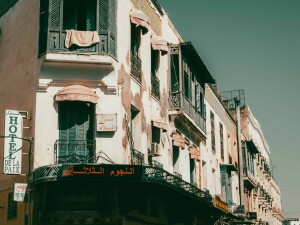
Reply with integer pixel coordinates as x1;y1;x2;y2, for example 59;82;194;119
0;1;283;225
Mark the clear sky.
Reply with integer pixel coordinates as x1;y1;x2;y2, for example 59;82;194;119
159;0;300;217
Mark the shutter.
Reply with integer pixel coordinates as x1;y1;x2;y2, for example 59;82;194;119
109;0;117;56
99;0;109;32
99;0;117;56
58;102;68;157
38;0;50;55
49;0;61;31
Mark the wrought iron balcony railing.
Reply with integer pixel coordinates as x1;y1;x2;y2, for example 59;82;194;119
130;51;142;83
151;160;163;168
54;140;95;164
151;73;160;100
33;165;213;206
131;149;145;165
169;92;206;132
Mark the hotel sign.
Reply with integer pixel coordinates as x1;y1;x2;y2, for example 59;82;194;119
4;110;23;174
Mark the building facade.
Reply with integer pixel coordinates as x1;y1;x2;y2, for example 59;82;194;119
0;0;283;225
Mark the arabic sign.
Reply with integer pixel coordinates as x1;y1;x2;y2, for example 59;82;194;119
96;114;117;132
14;183;28;202
62;165;142;178
4;110;23;174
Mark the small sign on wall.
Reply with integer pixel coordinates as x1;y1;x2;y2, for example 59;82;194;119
14;183;28;202
96;114;117;132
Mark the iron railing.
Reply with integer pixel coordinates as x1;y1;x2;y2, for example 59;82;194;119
243;167;256;185
131;149;144;165
169;92;206;132
151;73;160;100
130;51;142;83
33;165;213;206
151;160;163;168
54;140;95;164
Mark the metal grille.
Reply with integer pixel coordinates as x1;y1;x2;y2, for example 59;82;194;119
131;149;144;165
151;74;160;100
54;140;95;164
50;0;61;31
169;92;206;132
131;51;142;83
33;165;214;206
109;0;117;37
99;0;109;31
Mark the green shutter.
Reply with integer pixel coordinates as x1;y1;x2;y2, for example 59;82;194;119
99;0;109;32
58;102;94;160
39;0;50;55
49;0;61;31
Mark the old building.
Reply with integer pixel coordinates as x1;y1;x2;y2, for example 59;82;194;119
0;0;283;225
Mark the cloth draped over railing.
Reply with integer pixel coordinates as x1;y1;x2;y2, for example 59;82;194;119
65;29;100;48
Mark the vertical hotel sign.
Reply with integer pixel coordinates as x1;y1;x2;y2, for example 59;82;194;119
4;110;23;174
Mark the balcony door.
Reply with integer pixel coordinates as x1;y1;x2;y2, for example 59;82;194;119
58;101;95;163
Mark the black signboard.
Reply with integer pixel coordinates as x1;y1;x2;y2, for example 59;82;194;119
61;164;143;179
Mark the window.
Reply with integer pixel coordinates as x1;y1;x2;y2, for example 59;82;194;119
170;54;179;93
190;157;195;184
151;47;160;99
210;111;215;153
151;48;160;76
58;101;95;163
173;146;180;173
220;123;224;160
131;23;141;55
7;192;17;219
130;105;141;151
184;71;190;99
63;0;97;31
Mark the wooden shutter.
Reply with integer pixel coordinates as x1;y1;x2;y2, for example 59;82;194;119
38;0;50;55
49;0;61;31
99;0;117;56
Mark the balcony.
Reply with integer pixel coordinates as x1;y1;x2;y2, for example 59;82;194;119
131;149;145;165
169;92;206;132
38;0;117;57
130;52;142;83
243;168;256;190
54;140;95;164
151;73;160;100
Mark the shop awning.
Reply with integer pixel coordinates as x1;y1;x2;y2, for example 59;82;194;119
151;35;168;52
55;85;98;103
130;8;149;30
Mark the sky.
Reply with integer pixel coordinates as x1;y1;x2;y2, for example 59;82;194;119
159;0;300;217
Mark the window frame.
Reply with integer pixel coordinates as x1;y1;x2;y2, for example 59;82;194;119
7;192;17;219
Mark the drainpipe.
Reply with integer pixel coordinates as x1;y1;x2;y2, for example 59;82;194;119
235;98;244;206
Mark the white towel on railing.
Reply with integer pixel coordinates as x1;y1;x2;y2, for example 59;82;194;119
65;29;100;48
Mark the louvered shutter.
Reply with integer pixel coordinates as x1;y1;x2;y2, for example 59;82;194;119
49;0;61;31
99;0;117;56
38;0;50;55
109;0;117;56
